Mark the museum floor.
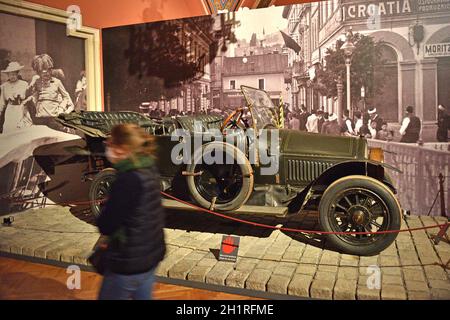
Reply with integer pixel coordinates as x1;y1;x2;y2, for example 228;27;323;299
0;206;449;300
0;256;259;300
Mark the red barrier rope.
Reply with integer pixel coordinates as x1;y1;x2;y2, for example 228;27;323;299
7;192;449;236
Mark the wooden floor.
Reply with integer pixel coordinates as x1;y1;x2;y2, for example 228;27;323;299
0;257;260;300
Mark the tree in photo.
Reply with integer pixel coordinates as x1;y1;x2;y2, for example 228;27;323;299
317;33;390;110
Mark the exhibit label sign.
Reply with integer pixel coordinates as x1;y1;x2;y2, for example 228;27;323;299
219;235;240;262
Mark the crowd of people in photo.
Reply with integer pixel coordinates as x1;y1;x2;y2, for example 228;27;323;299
140;99;449;144
287;103;449;144
0;55;86;134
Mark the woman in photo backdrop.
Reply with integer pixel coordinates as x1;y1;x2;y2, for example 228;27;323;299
0;62;32;133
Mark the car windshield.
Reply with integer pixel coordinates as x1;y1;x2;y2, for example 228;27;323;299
241;86;279;130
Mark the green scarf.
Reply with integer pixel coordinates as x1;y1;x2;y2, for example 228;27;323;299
108;155;154;248
113;155;154;173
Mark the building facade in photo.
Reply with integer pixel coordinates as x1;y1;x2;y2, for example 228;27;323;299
221;52;289;110
283;0;450;141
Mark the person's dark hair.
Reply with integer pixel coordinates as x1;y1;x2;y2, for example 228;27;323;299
323;112;329;120
343;109;350;117
110;124;156;160
406;106;414;113
354;111;362;119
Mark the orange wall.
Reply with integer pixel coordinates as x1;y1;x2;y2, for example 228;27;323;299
28;0;207;28
29;0;313;28
26;0;312;109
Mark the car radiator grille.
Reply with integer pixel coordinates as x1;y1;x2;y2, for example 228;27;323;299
287;159;334;182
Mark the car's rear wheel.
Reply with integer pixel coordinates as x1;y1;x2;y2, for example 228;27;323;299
186;142;253;211
318;175;401;256
89;168;116;218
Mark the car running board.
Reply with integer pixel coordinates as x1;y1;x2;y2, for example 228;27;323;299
162;199;288;217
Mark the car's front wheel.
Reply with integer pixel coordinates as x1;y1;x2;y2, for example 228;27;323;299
318;175;402;256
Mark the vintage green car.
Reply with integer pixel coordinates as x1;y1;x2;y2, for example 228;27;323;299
43;86;403;256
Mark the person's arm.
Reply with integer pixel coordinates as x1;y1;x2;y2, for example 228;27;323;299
56;79;75;113
96;172;141;236
399;117;410;135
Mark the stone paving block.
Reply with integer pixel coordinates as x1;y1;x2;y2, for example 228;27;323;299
187;265;215;282
430;288;450;300
357;286;380;300
423;265;448;281
261;253;283;261
225;269;252;288
32;239;66;259
396;241;416;251
319;251;340;265
310;278;335;300
244;246;268;259
402;268;426;282
380;243;398;256
255;260;278;271
235;258;258;272
382;274;404;286
317;265;338;273
315;271;336;282
380;266;402;276
281;250;303;262
359;256;379;267
379;255;400;267
60;248;88;263
404;280;429;292
168;259;199;280
267;275;291;294
73;249;93;265
205;262;235;285
337;267;359;280
381;285;407;300
428;279;450;291
333;279;357;300
245;269;272;291
417;253;440;265
272;264;296;278
288;274;313;298
339;254;359;267
407;291;431;300
295;264;317;276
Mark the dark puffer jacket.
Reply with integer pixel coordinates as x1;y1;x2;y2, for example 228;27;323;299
97;157;166;275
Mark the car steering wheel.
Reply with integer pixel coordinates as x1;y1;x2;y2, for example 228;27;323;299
220;107;246;132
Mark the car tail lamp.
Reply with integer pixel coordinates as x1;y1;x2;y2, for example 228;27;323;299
369;147;384;163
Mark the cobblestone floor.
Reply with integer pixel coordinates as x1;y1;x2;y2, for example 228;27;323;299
0;205;449;300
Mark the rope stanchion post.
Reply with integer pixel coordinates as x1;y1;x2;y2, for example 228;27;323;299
432;173;449;245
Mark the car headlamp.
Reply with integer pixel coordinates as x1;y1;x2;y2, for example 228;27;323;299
368;147;384;163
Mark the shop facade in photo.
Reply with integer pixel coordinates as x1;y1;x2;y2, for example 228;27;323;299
283;0;450;141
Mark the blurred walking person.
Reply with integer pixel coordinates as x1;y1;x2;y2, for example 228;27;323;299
97;124;166;300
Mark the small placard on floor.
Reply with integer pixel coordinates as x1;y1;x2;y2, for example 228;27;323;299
219;235;240;262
